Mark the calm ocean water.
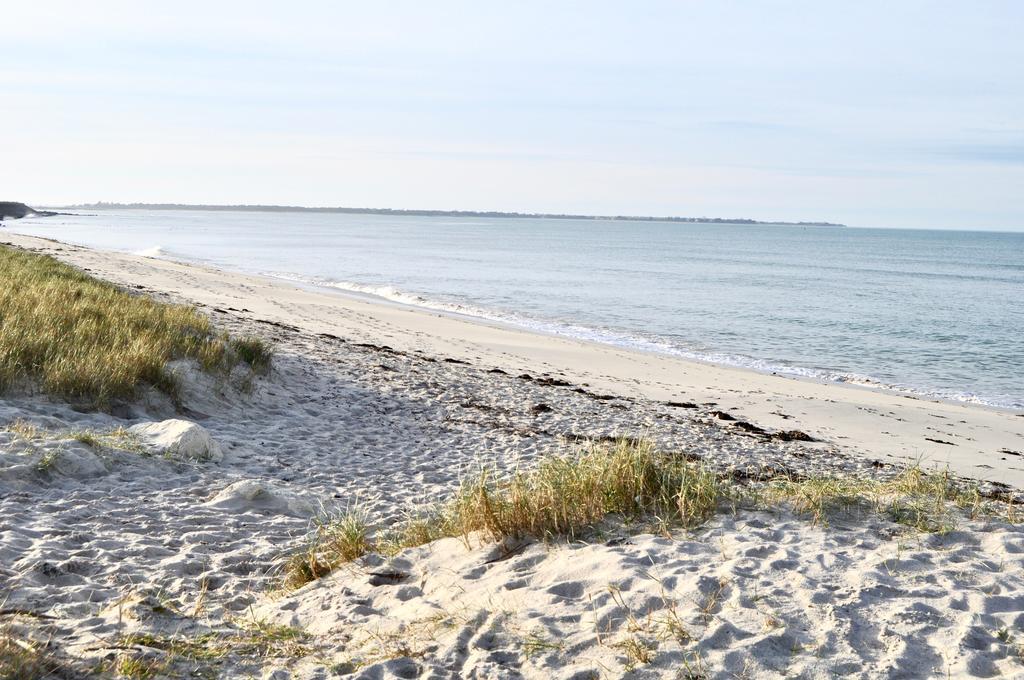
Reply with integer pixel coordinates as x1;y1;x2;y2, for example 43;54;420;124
7;209;1023;410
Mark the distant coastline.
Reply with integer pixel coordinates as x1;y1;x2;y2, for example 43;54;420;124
0;201;59;221
60;202;846;227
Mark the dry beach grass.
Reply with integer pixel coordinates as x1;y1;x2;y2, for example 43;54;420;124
283;438;1019;590
268;441;1024;676
0;244;271;407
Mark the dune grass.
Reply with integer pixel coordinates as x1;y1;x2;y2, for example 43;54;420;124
0;245;272;407
0;622;74;680
281;508;372;590
283;439;724;589
105;621;311;678
282;438;1017;590
440;441;723;542
761;464;991;532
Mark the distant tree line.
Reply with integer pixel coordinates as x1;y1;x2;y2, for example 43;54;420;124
65;202;845;227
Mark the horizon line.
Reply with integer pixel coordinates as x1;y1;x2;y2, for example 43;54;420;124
52;202;847;228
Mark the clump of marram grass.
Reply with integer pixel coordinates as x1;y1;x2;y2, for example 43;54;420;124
282;439;725;589
4;419;42;440
0;622;74;680
281;508;372;590
228;336;274;375
281;440;1020;589
4;420;147;456
69;425;147;454
104;621;311;678
760;464;990;532
0;245;272;408
436;438;723;543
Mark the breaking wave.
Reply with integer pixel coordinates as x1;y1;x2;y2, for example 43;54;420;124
263;272;1022;411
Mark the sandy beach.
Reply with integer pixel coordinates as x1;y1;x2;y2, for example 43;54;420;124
2;233;1024;678
6;233;1023;486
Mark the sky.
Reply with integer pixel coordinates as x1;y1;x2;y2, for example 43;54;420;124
2;1;1023;230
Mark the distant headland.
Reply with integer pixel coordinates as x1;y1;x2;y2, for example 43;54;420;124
0;202;59;221
63;202;846;227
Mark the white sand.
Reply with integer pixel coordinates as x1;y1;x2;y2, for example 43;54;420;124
1;233;1023;678
261;515;1024;678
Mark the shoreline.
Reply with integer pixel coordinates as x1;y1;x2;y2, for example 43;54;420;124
7;226;1022;415
9;219;1021;413
4;231;1023;487
264;270;1021;417
4;233;1024;677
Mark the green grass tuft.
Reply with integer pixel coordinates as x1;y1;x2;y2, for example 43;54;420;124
105;621;311;678
0;623;74;680
761;465;981;533
284;439;726;588
438;438;723;543
281;508;371;590
228;336;273;375
282;439;1021;588
0;245;272;408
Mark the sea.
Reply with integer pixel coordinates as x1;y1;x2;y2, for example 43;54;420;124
6;209;1022;410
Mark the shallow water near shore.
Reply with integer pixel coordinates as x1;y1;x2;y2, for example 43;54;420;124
9;209;1024;409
